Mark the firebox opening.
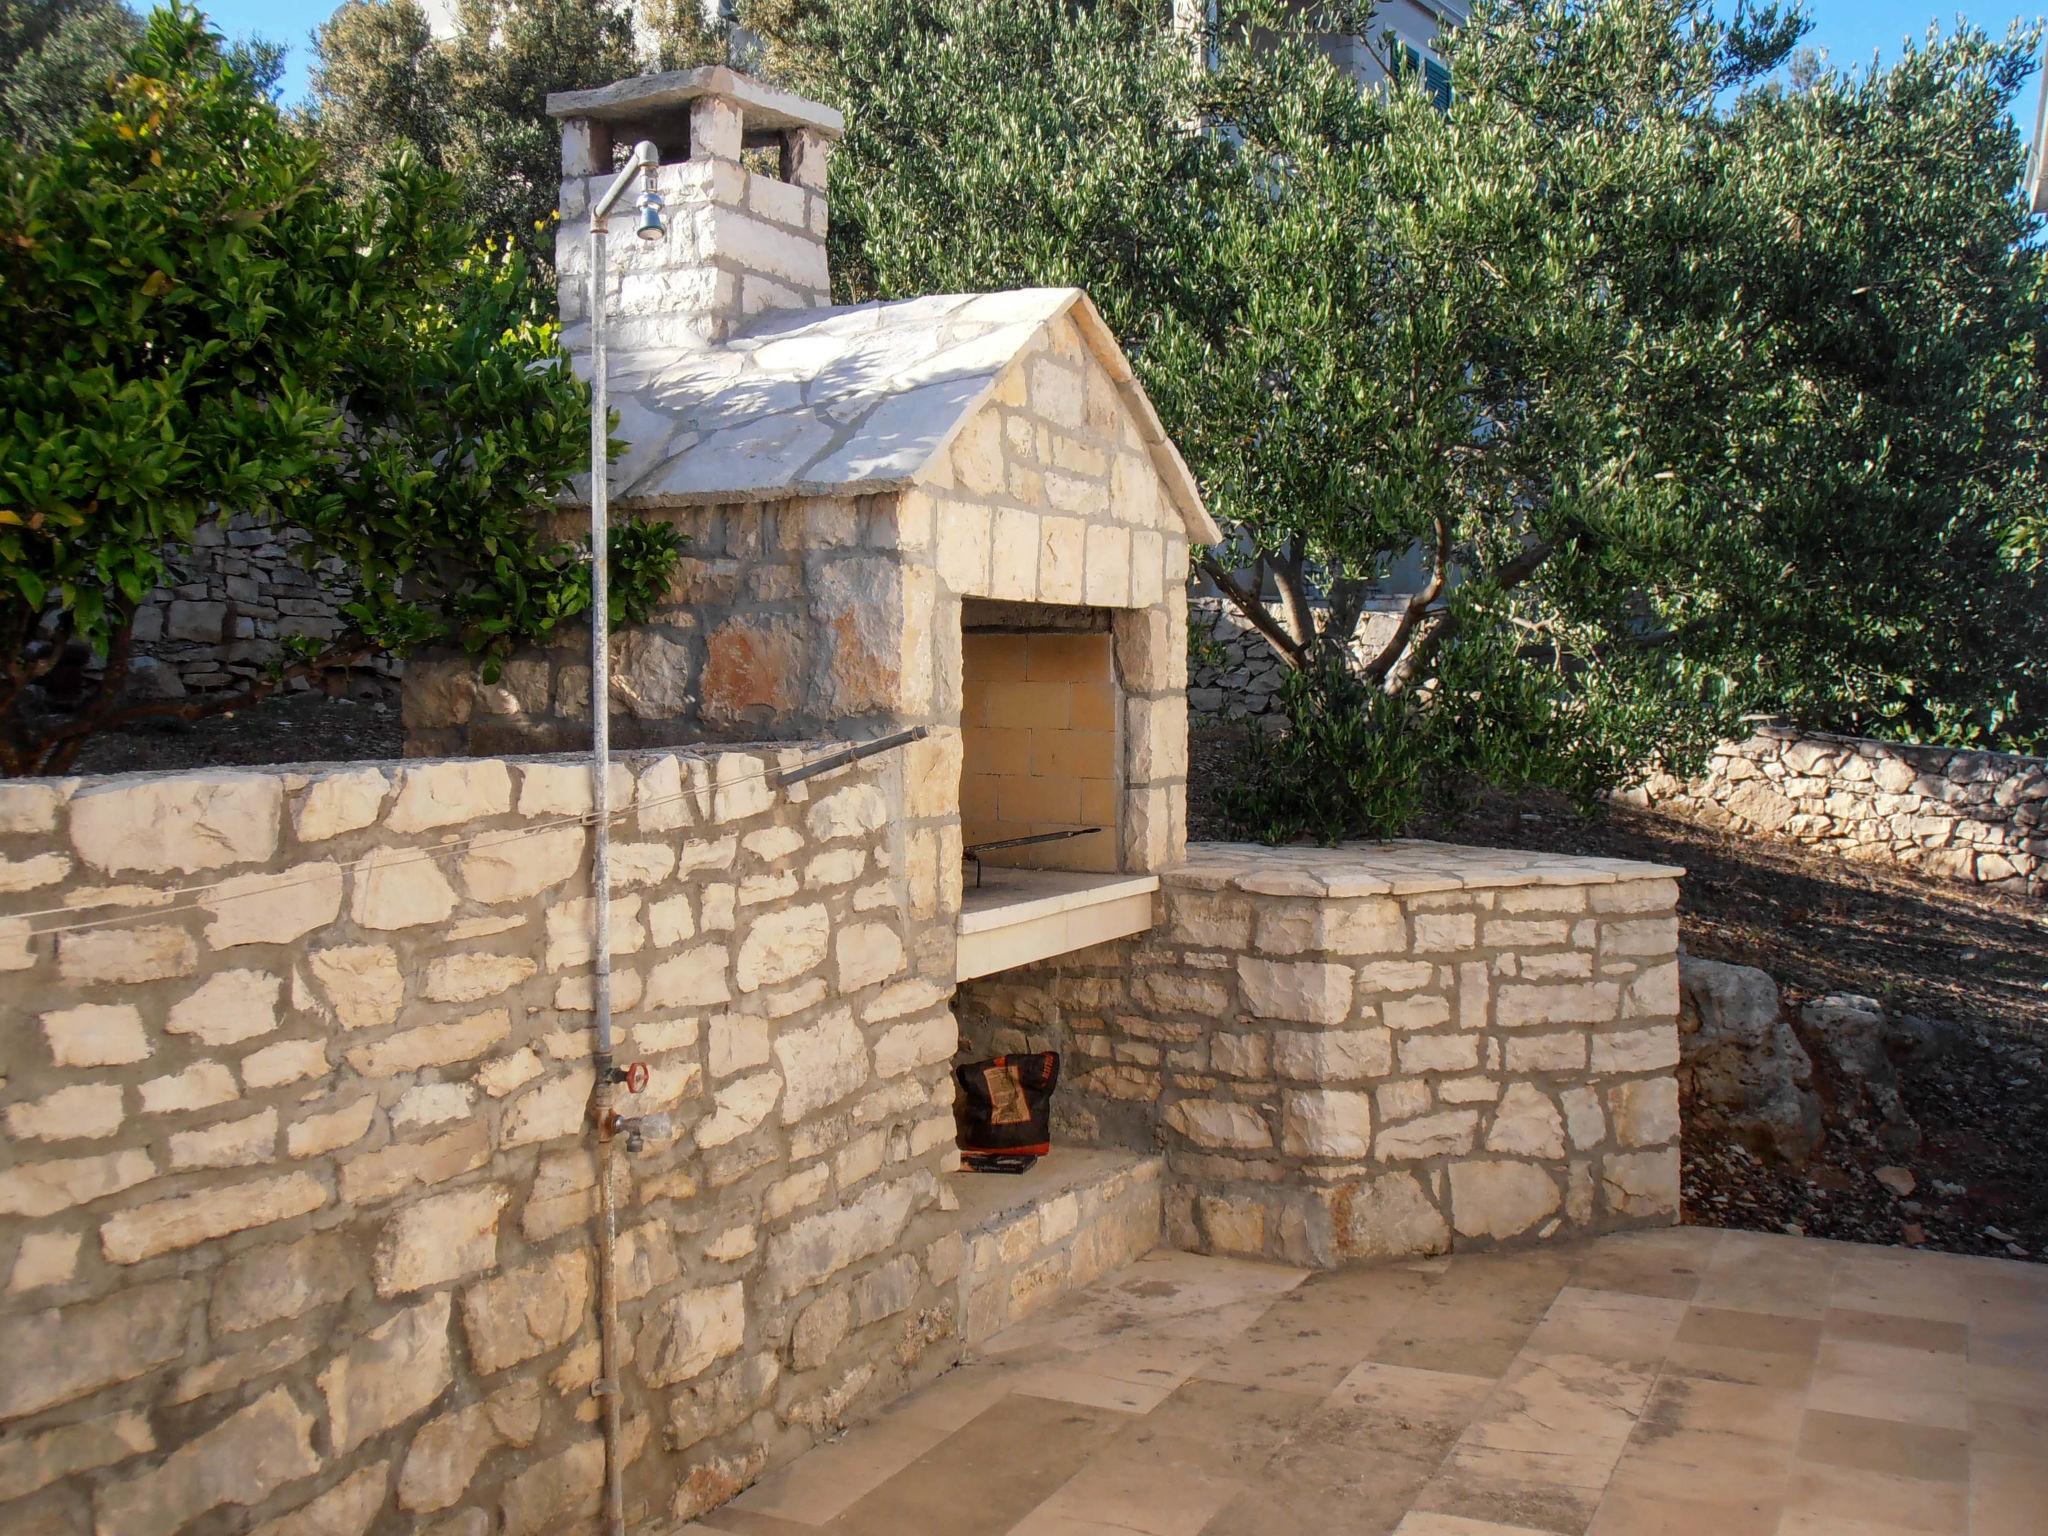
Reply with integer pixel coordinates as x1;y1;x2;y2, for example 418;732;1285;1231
954;602;1158;983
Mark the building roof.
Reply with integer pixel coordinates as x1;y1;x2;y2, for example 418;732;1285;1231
593;287;1222;545
546;66;845;140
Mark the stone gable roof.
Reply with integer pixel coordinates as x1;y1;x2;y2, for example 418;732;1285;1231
591;288;1221;545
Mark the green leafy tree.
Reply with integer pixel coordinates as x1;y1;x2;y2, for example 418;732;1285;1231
308;0;649;271
0;5;681;775
1;0;140;148
745;0;2048;836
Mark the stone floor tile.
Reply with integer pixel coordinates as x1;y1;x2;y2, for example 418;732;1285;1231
1582;1487;1780;1536
1776;1462;1969;1533
1521;1287;1689;1365
1019;1436;1247;1536
1635;1373;1805;1442
1818;1306;1968;1355
1008;1361;1180;1415
1969;1392;2048;1456
690;1231;2046;1536
1794;1408;1970;1484
1196;1462;1421;1536
1392;1514;1565;1535
1969;1449;2048;1536
1411;1445;1605;1536
1603;1429;1797;1505
821;1394;1125;1536
1130;1377;1326;1466
729;1413;955;1524
1195;1287;1396;1395
1315;1360;1498;1457
1457;1353;1656;1465
1659;1339;1818;1391
888;1361;1027;1433
1564;1228;1714;1301
1673;1306;1824;1358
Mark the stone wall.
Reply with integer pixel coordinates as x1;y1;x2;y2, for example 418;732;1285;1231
955;842;1683;1269
1186;596;1401;726
1627;725;2045;898
0;744;966;1535
126;512;389;703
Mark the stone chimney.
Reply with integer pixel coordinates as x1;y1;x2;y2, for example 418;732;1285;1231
547;67;841;351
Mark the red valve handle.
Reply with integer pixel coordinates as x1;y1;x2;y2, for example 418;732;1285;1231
622;1061;650;1094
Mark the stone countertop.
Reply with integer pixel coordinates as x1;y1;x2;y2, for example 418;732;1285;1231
1170;840;1685;898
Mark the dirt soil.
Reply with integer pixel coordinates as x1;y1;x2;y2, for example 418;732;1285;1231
65;694;405;776
1191;727;2048;1264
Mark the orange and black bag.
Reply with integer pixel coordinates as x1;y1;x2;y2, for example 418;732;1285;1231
954;1052;1060;1157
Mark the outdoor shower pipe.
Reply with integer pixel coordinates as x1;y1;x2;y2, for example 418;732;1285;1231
586;136;663;1536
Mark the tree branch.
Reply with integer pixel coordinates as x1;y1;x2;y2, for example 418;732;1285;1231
1365;513;1455;681
1197;551;1309;668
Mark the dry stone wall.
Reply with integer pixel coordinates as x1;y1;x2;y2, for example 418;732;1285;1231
1628;725;2045;897
1185;596;1403;726
125;512;388;703
955;842;1683;1269
0;744;966;1535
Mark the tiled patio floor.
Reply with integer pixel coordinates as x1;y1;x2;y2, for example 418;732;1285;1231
694;1227;2047;1536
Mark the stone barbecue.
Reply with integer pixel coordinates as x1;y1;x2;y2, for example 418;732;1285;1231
0;65;1684;1536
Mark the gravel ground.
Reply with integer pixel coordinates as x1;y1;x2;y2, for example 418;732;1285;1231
1191;725;2048;1263
65;694;405;775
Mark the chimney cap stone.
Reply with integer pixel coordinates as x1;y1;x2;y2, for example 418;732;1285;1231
546;65;844;140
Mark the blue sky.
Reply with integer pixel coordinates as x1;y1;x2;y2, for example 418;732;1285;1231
204;0;2048;125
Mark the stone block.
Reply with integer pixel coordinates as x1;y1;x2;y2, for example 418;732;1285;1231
294;766;390;841
170;1107;279;1170
1271;1027;1393;1082
350;1010;514;1079
201;862;347;948
0;1278;194;1419
247;1461;389;1536
385;760;513;833
308;944;405;1029
1485;1083;1566;1159
139;1058;237;1114
737;904;829;992
1397;1033;1480;1074
1449;1161;1561;1239
0;1410;155;1505
1608;1076;1681;1146
1590;1023;1680;1074
836;921;905;991
1338;1172;1450;1260
6;1082;124;1142
374;1185;508;1297
1281;1089;1374;1158
1237;956;1354;1025
58;924;198;984
461;1249;592;1372
399;1379;542;1513
351;846;460;930
775;1009;868;1122
422;951;536;1004
1600;1146;1680;1219
638;1282;746;1387
1373;1109;1479;1161
101;1170;326;1264
70;772;282;874
1163;1097;1271;1150
460;822;585;903
320;1293;455;1454
40;1003;149;1067
339;1122;491;1205
93;1387;318;1534
166;967;281;1045
697;1071;780;1147
645;945;733;1010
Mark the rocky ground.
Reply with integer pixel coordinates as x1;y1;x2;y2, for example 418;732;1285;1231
1191;725;2048;1263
